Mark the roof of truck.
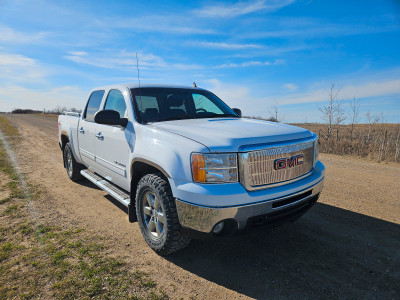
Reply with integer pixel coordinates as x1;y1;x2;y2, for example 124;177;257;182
92;83;206;91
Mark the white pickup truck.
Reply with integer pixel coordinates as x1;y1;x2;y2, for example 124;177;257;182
58;84;325;255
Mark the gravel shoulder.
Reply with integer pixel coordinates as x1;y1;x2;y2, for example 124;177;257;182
4;113;400;299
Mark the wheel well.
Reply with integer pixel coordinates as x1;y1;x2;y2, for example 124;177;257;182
131;161;169;197
130;161;170;222
61;134;69;151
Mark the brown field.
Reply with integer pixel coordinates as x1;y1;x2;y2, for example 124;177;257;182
0;113;399;299
295;123;400;163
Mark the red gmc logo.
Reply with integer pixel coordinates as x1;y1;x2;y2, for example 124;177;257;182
274;155;304;170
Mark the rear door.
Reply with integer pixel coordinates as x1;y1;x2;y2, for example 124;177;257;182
78;90;105;167
93;89;132;191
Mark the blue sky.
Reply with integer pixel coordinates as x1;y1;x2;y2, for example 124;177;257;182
0;0;399;122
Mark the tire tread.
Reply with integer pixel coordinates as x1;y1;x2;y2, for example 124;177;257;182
136;173;191;255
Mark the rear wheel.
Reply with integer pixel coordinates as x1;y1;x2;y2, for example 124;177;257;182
63;142;83;182
136;173;191;255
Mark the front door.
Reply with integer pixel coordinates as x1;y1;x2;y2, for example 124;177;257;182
78;90;105;167
94;89;132;191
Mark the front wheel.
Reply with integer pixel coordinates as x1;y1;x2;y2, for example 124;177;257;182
135;173;191;255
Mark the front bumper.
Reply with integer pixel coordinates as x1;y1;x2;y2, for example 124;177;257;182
175;177;324;234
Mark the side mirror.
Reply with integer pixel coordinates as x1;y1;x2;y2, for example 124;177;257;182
232;108;242;118
94;110;128;127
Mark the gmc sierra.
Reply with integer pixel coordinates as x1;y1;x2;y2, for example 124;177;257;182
58;84;325;255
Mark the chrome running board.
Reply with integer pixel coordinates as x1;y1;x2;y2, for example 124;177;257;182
80;169;130;207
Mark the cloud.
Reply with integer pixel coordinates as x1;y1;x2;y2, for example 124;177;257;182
67;51;87;56
246;22;400;39
215;59;284;68
275;78;400;105
193;0;295;18
204;75;400;122
65;51;167;69
112;16;216;34
65;50;205;71
0;25;48;44
0;53;48;83
205;79;250;108
283;83;298;91
188;41;265;50
0;85;87;112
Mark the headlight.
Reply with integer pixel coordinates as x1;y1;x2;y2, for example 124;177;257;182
191;153;238;183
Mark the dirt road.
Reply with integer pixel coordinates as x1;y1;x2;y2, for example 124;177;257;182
4;114;400;299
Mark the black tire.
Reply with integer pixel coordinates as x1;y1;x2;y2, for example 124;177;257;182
63;142;83;182
135;173;191;255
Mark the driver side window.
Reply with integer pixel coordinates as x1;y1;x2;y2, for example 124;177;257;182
104;89;127;118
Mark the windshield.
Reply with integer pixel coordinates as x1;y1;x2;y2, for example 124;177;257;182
130;87;238;124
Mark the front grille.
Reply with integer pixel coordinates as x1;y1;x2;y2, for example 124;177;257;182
244;140;315;188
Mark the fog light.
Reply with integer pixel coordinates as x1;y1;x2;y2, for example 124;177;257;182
213;222;224;234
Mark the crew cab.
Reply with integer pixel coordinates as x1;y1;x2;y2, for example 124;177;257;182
58;84;325;255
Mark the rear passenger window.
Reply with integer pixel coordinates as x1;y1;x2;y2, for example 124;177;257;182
84;90;105;122
104;89;127;118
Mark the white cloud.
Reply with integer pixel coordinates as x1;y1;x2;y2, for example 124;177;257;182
0;53;48;83
193;0;295;18
246;22;400;39
215;59;284;68
67;51;87;56
113;16;216;34
283;83;298;91
0;25;48;44
65;51;167;69
0;85;87;112
203;75;400;121
65;50;205;71
274;78;400;105
189;41;265;50
205;79;250;108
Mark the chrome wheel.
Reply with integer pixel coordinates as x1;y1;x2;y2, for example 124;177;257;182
66;150;73;177
142;191;166;239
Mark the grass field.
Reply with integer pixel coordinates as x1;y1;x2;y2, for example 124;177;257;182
0;116;168;299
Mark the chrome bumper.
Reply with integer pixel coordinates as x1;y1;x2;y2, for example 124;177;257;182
175;178;324;234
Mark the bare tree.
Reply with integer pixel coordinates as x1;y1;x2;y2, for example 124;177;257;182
319;84;346;139
349;97;360;141
365;111;380;143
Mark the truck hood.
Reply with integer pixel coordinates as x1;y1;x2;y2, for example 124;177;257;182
150;118;314;152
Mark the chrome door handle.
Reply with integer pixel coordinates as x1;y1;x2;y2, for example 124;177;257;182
79;127;84;134
95;132;104;140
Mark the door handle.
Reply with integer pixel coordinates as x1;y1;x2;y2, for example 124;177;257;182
79;127;84;134
95;132;104;140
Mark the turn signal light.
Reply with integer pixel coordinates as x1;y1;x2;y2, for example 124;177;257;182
192;154;206;182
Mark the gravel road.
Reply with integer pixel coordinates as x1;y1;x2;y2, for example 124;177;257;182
4;114;400;299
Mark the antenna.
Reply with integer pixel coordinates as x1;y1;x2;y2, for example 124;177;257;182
135;52;141;88
193;82;197;87
135;52;143;113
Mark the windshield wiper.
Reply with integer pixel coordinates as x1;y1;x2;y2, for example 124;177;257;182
206;113;239;118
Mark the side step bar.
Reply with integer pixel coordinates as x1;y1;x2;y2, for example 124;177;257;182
81;169;130;207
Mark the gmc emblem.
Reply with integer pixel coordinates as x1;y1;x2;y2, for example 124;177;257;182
274;155;304;170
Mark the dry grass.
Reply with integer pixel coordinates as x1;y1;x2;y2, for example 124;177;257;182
296;123;400;163
0;117;168;299
0;115;19;137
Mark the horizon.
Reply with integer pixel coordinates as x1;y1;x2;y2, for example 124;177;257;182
0;0;399;123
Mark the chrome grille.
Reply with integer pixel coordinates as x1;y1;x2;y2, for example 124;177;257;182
240;140;315;190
